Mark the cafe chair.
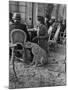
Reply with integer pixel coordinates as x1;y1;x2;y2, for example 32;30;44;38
10;29;27;79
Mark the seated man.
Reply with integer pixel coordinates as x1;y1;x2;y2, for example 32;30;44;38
9;13;30;62
9;13;30;41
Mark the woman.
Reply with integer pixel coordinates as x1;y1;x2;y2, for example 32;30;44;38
36;16;49;58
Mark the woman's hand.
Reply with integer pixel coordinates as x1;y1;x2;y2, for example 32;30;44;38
32;36;39;41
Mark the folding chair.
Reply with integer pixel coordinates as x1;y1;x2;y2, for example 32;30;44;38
48;24;60;51
48;25;53;35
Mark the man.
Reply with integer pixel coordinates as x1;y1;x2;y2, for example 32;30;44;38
9;13;30;63
9;13;30;41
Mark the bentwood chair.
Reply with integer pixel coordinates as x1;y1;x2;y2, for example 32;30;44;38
10;29;27;79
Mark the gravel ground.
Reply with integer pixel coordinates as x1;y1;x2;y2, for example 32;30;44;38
9;43;66;89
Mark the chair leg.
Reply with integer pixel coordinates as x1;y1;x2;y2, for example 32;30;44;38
12;51;18;80
11;48;14;64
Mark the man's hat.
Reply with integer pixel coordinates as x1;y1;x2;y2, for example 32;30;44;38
12;13;21;20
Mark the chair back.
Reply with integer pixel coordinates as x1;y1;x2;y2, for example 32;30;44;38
11;29;27;44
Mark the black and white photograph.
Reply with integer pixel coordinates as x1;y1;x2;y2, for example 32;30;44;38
9;0;66;89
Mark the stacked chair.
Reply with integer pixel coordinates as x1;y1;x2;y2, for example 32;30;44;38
48;23;61;51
